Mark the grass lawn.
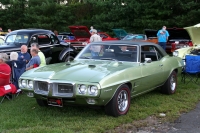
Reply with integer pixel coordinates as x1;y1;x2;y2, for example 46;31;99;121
0;74;200;133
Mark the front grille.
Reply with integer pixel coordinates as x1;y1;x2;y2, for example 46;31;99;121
38;81;48;91
58;84;73;93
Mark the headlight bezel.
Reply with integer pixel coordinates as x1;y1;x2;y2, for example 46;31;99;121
21;79;27;88
173;51;179;57
27;80;34;89
78;84;87;94
88;85;98;96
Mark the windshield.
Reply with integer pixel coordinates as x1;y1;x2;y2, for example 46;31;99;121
76;44;138;62
5;34;29;44
123;34;147;40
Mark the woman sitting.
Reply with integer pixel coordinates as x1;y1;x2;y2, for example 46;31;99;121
0;53;11;86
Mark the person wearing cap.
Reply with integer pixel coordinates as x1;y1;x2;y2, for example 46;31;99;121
90;26;94;34
31;43;46;66
89;29;102;43
157;26;169;50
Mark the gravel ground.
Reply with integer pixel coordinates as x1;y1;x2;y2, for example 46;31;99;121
107;101;200;133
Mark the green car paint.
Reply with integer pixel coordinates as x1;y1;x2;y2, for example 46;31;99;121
19;41;183;116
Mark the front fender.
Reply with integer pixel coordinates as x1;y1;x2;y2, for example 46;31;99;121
59;47;76;61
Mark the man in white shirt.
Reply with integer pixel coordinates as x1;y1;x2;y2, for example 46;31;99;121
90;29;102;42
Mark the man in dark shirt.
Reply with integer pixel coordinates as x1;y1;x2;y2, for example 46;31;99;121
18;45;31;63
26;49;41;71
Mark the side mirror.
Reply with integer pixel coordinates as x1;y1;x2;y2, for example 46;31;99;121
145;58;152;63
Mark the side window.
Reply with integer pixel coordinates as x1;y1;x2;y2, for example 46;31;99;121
50;34;59;44
38;35;51;45
141;45;163;62
100;34;108;39
30;34;51;45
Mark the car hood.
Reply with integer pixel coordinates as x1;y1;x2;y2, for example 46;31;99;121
112;29;128;39
167;28;190;40
68;26;91;40
144;29;157;38
21;60;136;82
184;24;200;46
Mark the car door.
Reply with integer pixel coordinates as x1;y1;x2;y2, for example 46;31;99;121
49;34;64;63
139;45;164;92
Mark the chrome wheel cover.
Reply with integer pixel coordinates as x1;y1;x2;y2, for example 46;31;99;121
117;90;128;112
170;74;176;91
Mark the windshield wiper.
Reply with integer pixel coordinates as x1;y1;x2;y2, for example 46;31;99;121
79;56;91;59
100;58;118;61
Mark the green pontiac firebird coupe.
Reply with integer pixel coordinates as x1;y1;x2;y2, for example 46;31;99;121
19;41;184;117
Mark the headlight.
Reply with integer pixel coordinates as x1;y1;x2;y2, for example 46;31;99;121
88;86;98;96
82;42;88;45
20;79;27;88
78;85;87;94
28;80;33;89
173;51;179;57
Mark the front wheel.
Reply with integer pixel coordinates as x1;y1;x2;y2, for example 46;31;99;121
105;85;131;117
161;71;177;94
63;55;74;62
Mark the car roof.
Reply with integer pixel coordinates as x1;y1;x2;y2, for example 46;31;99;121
90;41;167;55
7;29;54;35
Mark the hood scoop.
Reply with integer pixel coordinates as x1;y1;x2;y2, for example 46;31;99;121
88;64;96;68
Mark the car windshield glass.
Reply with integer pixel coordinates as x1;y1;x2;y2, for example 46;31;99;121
77;44;138;62
5;34;29;43
57;35;62;40
123;34;146;40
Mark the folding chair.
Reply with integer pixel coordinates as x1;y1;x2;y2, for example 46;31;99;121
181;55;200;84
10;60;26;95
0;71;17;103
0;84;17;103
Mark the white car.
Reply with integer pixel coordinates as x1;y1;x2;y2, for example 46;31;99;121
0;36;4;45
173;23;200;60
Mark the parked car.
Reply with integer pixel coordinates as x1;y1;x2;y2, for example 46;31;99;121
19;41;183;117
144;29;158;44
166;28;192;53
144;28;192;53
0;29;69;63
173;23;200;60
122;34;147;41
112;29;128;39
57;32;75;43
0;32;7;45
59;26;120;61
98;32;119;41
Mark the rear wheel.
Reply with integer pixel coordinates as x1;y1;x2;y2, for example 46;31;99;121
105;85;131;117
36;99;48;106
161;71;177;94
63;55;74;62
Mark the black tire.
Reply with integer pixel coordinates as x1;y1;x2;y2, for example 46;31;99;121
105;85;131;117
36;99;48;106
63;55;74;62
161;71;177;94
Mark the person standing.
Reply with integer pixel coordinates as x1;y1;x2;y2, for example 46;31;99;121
157;26;169;50
8;29;11;33
89;29;102;43
18;45;31;63
31;43;46;66
0;27;3;32
90;26;94;34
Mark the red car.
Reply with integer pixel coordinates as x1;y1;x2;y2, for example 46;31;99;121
144;28;193;53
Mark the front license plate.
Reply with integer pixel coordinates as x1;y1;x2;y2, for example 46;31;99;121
47;98;63;107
